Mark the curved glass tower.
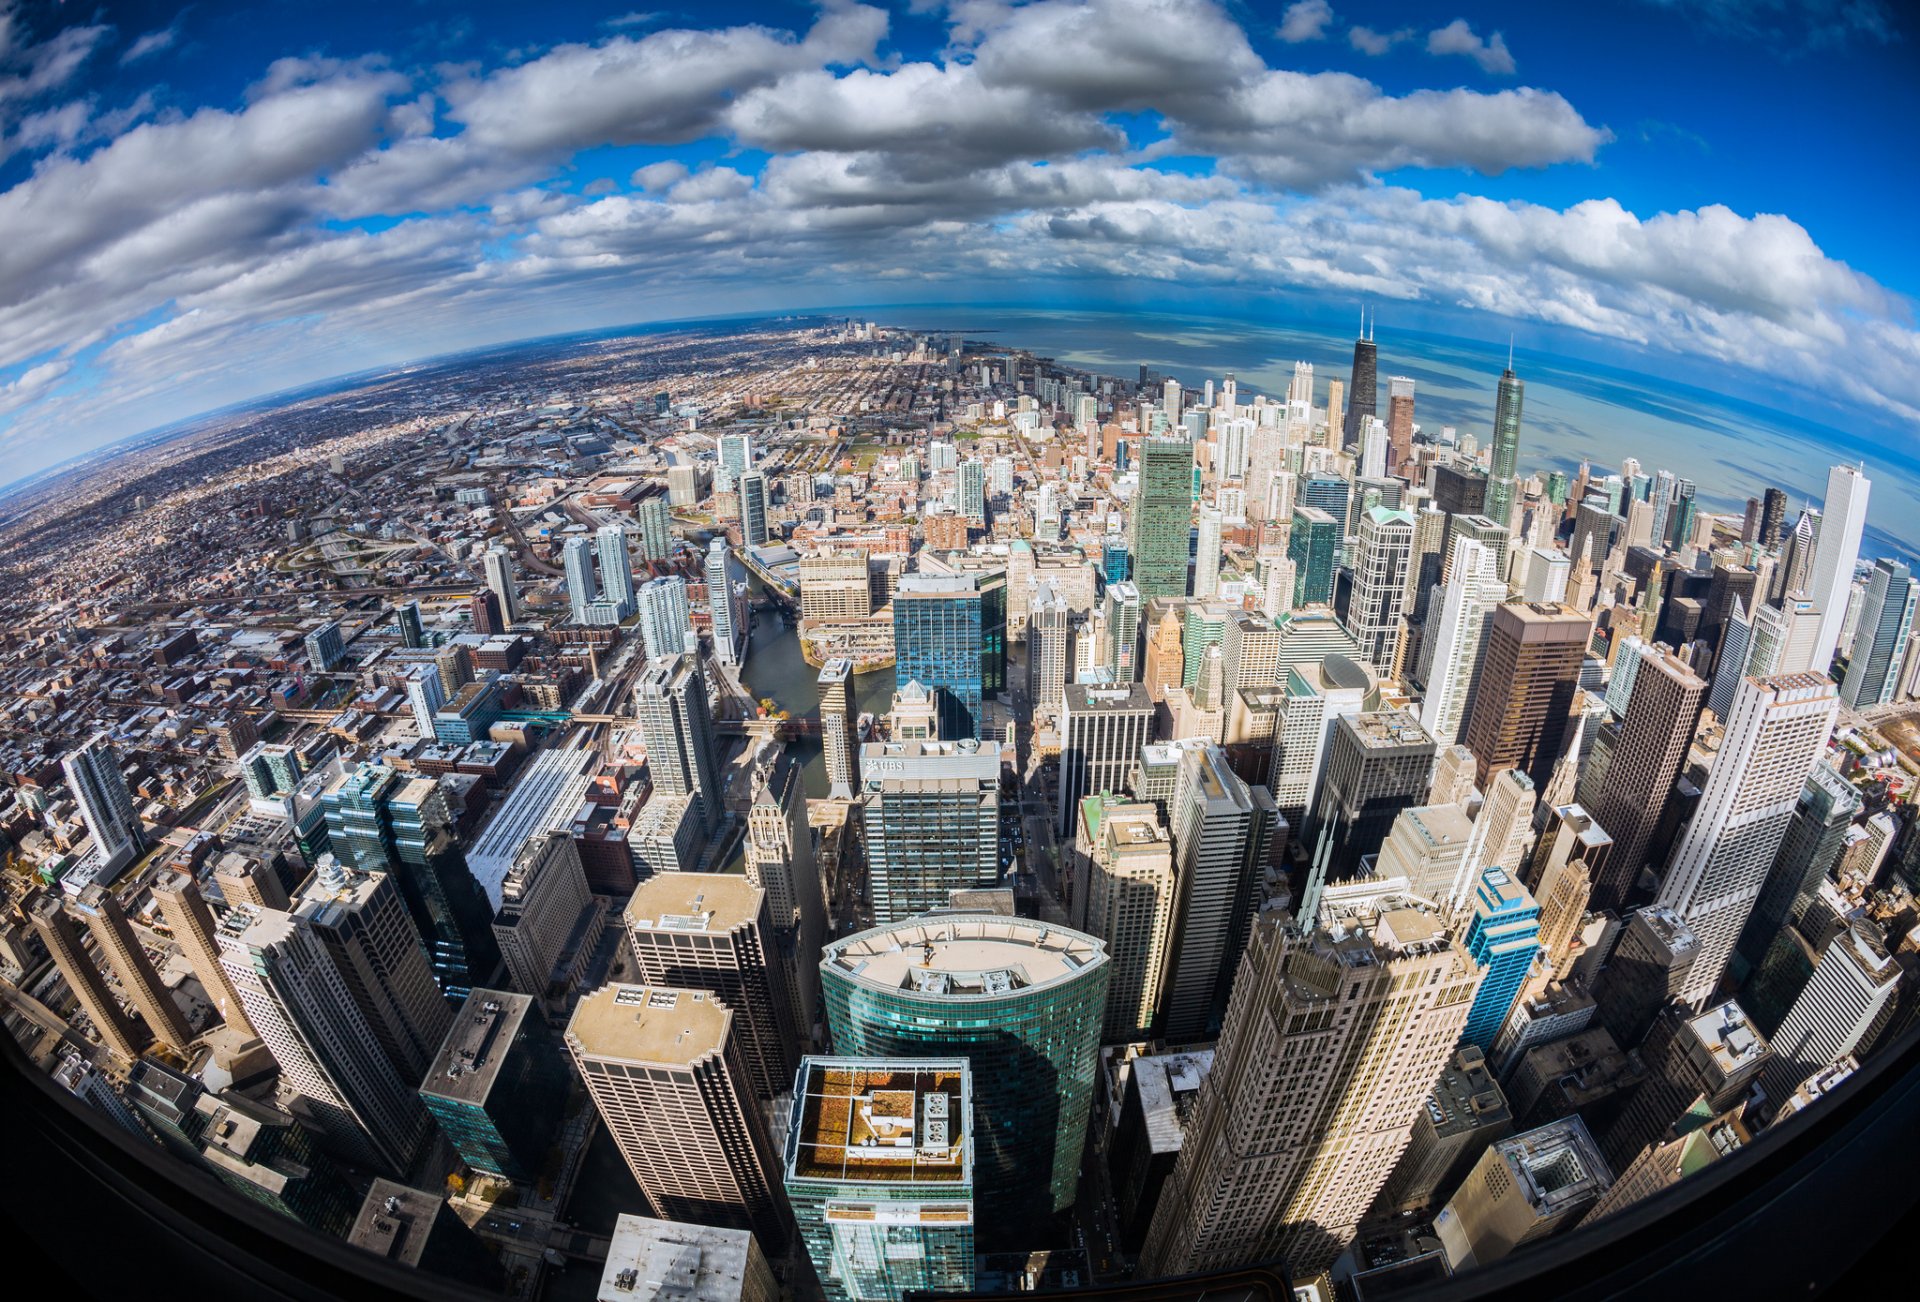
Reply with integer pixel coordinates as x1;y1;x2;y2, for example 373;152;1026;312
819;914;1108;1248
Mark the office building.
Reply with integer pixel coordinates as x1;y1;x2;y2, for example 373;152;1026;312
217;901;430;1174
1460;603;1589;791
860;739;1004;925
1104;581;1143;681
26;889;148;1060
70;884;195;1054
492;830;600;1001
1459;868;1542;1050
1840;557;1917;709
707;539;750;666
1072;797;1177;1041
566;983;789;1248
1758;920;1899;1109
740;469;770;546
1656;673;1838;1007
1162;744;1277;1041
1582;1110;1749;1227
1344;321;1378;443
1378;1046;1514;1214
1058;683;1154;835
1130;436;1195;599
196;1091;359;1234
1526;804;1611;969
1029;583;1071;709
1433;1118;1608;1271
893;572;1003;740
1418;537;1508;745
1344;505;1415;672
483;545;521;626
1734;762;1858;978
418;989;566;1181
818;659;860;801
1601;1001;1768;1171
636;654;727;837
1192;507;1224;599
62;735;145;875
1140;890;1482;1280
150;868;257;1038
625;873;800;1100
1386;375;1415;470
820;915;1108;1247
1577;646;1707;911
800;551;875;620
1305;710;1437;881
1484;364;1525;528
1807;463;1871;672
1287;506;1339;607
348;1180;502;1289
1592;906;1699;1049
719;432;754;486
785;1058;975;1302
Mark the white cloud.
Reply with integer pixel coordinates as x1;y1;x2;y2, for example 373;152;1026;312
631;160;690;191
121;27;179;66
1349;25;1413;55
1276;1;1335;43
1427;19;1516;74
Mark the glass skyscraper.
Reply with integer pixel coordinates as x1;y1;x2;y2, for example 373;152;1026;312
893;573;1000;739
1459;867;1541;1050
1484;364;1524;526
860;739;1004;924
785;1057;976;1302
1129;436;1194;599
1288;506;1339;607
820;915;1108;1249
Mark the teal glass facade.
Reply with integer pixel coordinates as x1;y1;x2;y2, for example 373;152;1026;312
1288;507;1339;607
894;580;988;739
820;917;1108;1250
1460;867;1540;1050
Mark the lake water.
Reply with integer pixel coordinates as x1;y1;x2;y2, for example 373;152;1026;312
860;305;1920;559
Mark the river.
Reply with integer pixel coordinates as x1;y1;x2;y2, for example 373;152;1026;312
735;595;894;799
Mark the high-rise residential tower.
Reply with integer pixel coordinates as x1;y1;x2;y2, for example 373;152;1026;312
818;659;860;801
1807;463;1871;672
483;545;521;625
635;654;726;837
62;734;144;875
1484;363;1525;528
1839;557;1916;710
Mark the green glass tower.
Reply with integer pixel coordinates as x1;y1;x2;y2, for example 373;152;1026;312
1484;364;1524;527
786;1058;975;1302
1287;506;1339;607
820;915;1108;1249
1129;436;1194;599
418;990;567;1181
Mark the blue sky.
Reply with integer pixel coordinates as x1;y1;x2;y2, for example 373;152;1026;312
0;0;1913;484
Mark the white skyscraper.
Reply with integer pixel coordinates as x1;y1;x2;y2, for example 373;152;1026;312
596;524;637;618
637;576;696;661
717;432;753;491
705;539;748;666
1418;537;1507;745
1807;463;1871;673
1193;508;1224;600
1656;672;1838;1007
1029;583;1071;710
563;535;599;624
62;735;145;874
404;664;445;736
1344;506;1415;673
1360;418;1388;479
483;545;521;625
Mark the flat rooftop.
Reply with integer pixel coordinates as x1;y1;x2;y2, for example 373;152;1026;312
420;989;535;1107
788;1057;971;1187
348;1180;445;1267
825;914;1105;999
599;1214;760;1302
625;872;763;935
567;984;731;1068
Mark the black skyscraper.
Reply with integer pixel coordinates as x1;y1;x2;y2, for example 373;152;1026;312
1345;313;1378;444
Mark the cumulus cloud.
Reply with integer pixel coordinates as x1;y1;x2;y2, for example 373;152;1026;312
1427;19;1516;73
1349;25;1413;55
0;0;1912;482
1277;0;1335;42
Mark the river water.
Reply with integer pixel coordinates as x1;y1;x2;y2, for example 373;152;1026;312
735;595;893;799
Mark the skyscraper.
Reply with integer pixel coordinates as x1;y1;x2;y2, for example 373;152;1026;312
1058;683;1154;835
597;524;637;618
566;983;790;1250
26;889;147;1060
1578;646;1708;911
820;915;1108;1248
719;432;754;486
483;545;521;626
1287;505;1339;607
1130;436;1195;599
1759;486;1788;548
740;469;770;547
635;654;726;837
1757;920;1899;1110
563;535;599;623
893;572;997;740
861;739;1005;923
1344;318;1378;444
1458;869;1542;1051
1028;583;1070;709
1344;505;1415;673
69;884;194;1054
706;538;749;666
1140;889;1482;1279
637;574;695;660
1432;1118;1609;1272
1386;375;1415;471
1656;673;1838;1007
1306;710;1438;881
1484;363;1525;528
959;459;986;523
1161;744;1277;1041
1839;557;1916;709
151;868;257;1038
1418;536;1507;744
1734;761;1858;979
1192;506;1224;599
1072;796;1176;1040
1808;463;1871;672
418;989;567;1182
785;1058;976;1302
62;734;144;875
635;493;673;563
1460;602;1589;791
818;659;860;802
625;873;800;1100
491;830;597;999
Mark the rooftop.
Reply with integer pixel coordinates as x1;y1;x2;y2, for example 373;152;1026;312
348;1180;447;1267
1687;1000;1768;1073
420;989;536;1107
626;872;764;935
598;1215;760;1302
788;1057;972;1188
566;984;732;1068
824;914;1106;1000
